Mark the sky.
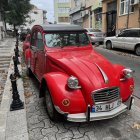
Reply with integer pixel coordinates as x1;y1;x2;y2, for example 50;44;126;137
30;0;54;23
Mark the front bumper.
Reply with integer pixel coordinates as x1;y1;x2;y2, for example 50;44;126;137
67;96;134;122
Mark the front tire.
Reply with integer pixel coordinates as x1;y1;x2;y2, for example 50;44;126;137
106;41;112;50
44;88;62;121
135;46;140;56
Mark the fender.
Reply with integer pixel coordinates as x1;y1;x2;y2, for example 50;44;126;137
113;64;134;101
40;72;86;114
24;48;31;65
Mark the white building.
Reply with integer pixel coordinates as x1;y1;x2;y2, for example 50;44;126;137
6;6;47;30
25;6;47;29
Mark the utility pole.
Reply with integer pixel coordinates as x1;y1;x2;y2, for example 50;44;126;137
126;0;131;29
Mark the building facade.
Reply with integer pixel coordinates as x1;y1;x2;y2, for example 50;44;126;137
54;0;71;24
70;0;102;29
102;0;140;36
25;6;47;29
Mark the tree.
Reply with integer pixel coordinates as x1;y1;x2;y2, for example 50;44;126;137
4;0;32;30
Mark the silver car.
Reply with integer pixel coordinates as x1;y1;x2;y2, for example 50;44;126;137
85;28;105;44
104;28;140;56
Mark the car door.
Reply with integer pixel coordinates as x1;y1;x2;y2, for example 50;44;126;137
113;30;126;49
34;31;46;81
30;31;37;73
124;30;139;51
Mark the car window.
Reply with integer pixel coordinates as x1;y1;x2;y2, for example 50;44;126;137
36;32;44;50
118;30;127;37
31;32;36;46
127;30;140;37
118;30;140;37
45;32;90;48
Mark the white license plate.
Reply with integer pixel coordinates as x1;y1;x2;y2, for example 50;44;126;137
92;99;121;112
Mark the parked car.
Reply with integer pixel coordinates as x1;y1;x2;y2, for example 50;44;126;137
22;34;30;55
24;24;134;122
85;28;105;45
104;28;140;56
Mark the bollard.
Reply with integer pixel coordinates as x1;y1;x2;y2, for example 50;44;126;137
13;56;21;77
15;44;19;57
14;48;20;64
10;74;24;111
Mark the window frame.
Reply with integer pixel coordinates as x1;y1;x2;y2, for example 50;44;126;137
119;0;134;16
36;31;44;50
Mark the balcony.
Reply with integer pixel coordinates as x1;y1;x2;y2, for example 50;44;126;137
69;2;86;15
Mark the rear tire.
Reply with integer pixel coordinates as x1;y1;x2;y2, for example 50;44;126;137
26;67;32;77
135;46;140;56
106;41;112;50
44;88;62;122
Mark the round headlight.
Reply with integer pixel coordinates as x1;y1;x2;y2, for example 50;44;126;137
67;76;80;89
123;68;134;78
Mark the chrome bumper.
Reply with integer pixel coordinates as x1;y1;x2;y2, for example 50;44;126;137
67;96;134;122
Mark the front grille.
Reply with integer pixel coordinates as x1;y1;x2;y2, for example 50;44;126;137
92;87;120;104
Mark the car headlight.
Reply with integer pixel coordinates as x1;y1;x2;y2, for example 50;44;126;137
67;76;81;89
122;68;134;78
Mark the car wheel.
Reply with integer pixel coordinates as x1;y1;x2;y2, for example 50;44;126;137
106;41;112;50
44;88;62;121
135;46;140;56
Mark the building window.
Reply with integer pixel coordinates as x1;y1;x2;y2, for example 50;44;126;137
58;0;69;3
58;7;70;13
120;0;134;15
58;17;69;22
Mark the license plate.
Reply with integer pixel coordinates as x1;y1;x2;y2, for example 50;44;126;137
92;99;122;112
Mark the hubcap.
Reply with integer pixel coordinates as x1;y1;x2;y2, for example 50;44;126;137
107;42;111;49
136;47;140;55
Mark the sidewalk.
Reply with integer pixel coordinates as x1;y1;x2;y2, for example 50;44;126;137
0;39;28;140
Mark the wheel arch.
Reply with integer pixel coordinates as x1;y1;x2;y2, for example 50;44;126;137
106;40;113;49
134;43;140;51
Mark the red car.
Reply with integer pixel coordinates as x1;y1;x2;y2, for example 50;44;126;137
24;24;134;122
22;34;30;55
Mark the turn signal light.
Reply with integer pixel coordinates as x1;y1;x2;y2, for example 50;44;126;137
62;99;70;106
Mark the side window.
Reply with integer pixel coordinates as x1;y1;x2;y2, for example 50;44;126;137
36;32;44;50
79;33;89;44
31;32;36;46
128;30;139;37
118;30;127;37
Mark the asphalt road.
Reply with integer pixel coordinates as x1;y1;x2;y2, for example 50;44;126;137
94;46;140;99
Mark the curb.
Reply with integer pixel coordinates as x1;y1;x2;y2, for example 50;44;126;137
0;40;29;140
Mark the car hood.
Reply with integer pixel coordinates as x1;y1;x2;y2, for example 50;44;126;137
47;48;121;104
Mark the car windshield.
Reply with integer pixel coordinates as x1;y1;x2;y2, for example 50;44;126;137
44;32;90;48
88;29;101;32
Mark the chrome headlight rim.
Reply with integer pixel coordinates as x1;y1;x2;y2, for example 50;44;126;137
122;68;134;78
67;76;81;89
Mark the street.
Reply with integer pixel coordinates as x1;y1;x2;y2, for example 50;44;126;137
94;46;140;99
22;46;140;140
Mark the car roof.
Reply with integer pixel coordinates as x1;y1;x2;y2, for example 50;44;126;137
33;24;86;32
124;28;140;31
